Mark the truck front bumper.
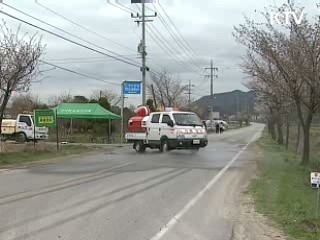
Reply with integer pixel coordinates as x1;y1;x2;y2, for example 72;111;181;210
35;134;49;140
168;138;208;149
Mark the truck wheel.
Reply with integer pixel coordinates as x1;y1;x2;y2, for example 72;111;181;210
134;141;146;153
0;135;6;142
16;132;27;143
160;139;170;152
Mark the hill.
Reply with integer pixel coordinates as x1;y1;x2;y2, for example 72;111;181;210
194;90;256;118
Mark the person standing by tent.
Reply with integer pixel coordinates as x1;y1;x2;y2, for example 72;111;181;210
215;122;220;134
219;122;225;134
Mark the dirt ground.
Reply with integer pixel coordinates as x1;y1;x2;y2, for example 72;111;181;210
230;145;287;240
231;195;287;240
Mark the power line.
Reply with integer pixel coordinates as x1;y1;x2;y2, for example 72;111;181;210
3;3;140;66
148;22;203;74
0;10;141;68
47;55;138;62
41;61;120;86
107;1;132;14
45;59;136;64
46;55;140;64
147;24;175;55
35;1;136;52
97;3;163;78
135;5;203;75
158;2;207;66
146;25;203;76
153;3;204;70
117;2;135;13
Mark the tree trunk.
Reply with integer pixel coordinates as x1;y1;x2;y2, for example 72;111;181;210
277;122;284;145
296;103;313;165
269;107;276;140
285;120;290;150
269;120;276;140
0;90;12;153
268;120;271;134
0;90;11;135
301;124;311;165
295;123;300;154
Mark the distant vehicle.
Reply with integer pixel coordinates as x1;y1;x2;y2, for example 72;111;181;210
217;120;228;129
1;114;49;143
205;120;228;130
125;106;208;153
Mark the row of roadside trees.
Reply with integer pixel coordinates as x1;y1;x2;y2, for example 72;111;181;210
234;3;320;165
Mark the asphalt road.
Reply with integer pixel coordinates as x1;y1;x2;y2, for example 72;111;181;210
0;123;264;240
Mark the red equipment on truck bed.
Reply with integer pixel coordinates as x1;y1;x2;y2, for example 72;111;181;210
128;106;150;133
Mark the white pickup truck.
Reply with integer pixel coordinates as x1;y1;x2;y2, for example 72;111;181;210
126;111;208;153
1;114;49;143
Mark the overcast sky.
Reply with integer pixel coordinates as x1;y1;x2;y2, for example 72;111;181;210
2;0;319;106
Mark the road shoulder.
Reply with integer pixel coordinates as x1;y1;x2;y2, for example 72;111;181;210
231;144;287;240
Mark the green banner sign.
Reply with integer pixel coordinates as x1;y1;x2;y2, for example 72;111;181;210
35;109;56;127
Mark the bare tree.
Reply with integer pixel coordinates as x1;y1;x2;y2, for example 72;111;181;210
91;89;118;105
234;4;320;165
148;71;188;108
243;54;293;145
8;93;47;117
48;90;73;106
0;23;44;135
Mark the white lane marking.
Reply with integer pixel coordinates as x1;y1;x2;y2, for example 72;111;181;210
150;131;261;240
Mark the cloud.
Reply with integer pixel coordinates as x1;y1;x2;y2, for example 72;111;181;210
0;0;287;105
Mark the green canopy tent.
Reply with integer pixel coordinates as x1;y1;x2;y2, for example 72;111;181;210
56;103;121;120
55;103;121;143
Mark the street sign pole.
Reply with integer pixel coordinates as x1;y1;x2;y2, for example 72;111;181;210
33;110;36;150
121;81;126;145
316;188;320;219
55;109;59;151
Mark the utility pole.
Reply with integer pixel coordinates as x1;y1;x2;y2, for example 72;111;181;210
188;80;192;110
141;0;146;106
131;1;157;106
120;81;125;145
205;59;218;130
237;93;240;119
186;80;195;111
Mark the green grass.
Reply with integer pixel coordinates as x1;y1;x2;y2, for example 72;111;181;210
48;133;122;144
251;133;320;240
0;145;90;167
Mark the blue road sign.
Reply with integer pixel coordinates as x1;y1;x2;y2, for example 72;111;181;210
124;81;141;95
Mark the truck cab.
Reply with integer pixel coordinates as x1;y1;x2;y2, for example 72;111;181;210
126;110;208;153
1;114;49;143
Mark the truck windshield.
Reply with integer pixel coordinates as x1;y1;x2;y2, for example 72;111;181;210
173;113;203;127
